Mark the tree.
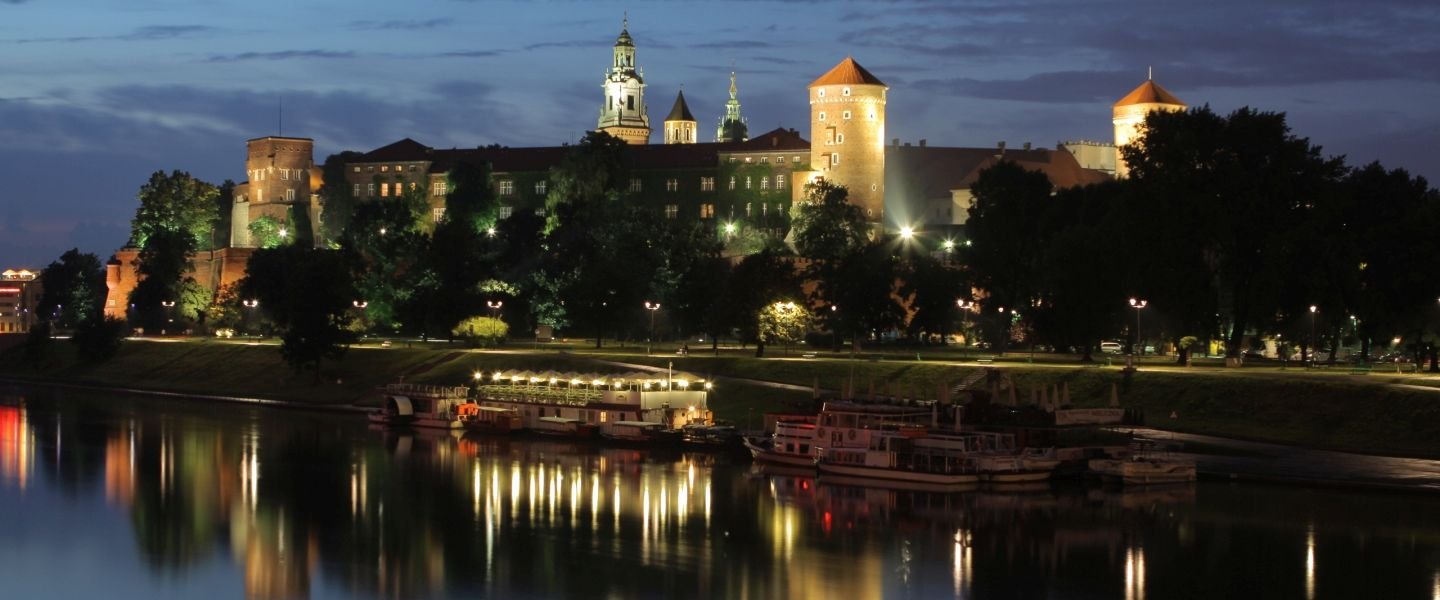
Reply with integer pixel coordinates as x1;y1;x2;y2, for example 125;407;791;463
129;170;220;250
791;180;868;261
212;180;235;249
816;242;906;352
240;246;357;377
900;254;967;344
318;151;365;245
247;216;287;249
758;301;813;357
963;160;1054;353
128;228;197;333
544;131;627;232
452;316;508;347
72;316;128;362
717;249;802;356
38;249;105;329
338;193;429;332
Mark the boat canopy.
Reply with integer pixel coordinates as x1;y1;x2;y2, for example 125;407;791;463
481;368;710;390
386;396;414;417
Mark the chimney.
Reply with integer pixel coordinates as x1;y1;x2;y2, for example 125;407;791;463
1023;142;1032;151
997;141;1006;151
904;142;911;147
919;139;927;147
892;138;900;147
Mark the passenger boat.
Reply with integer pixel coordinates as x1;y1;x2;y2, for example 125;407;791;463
744;416;819;467
681;424;741;448
532;416;598;438
460;405;523;434
601;420;681;444
1089;441;1196;484
816;431;981;488
974;447;1062;483
472;369;713;441
369;384;474;430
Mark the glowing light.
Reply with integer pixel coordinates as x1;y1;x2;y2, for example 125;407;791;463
1306;526;1316;600
900;226;914;239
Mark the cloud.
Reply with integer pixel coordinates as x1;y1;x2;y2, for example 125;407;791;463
440;49;507;58
8;24;219;44
350;18;451;31
692;40;785;50
205;50;356;63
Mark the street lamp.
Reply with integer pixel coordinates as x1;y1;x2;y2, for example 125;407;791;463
243;299;259;337
160;300;176;336
956;299;974;353
278;227;288;240
1129;298;1147;356
644;301;660;355
900;226;915;239
1309;305;1318;367
487;300;503;320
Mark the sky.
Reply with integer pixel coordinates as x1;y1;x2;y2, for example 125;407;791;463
1;0;1437;267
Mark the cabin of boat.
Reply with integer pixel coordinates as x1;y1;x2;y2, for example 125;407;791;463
372;383;473;429
817;430;980;486
472;369;713;437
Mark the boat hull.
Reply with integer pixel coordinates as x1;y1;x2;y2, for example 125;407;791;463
817;461;980;486
369;412;463;430
1089;458;1197;485
744;437;816;468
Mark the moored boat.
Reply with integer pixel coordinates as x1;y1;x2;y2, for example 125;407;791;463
460;405;524;434
745;417;819;467
370;384;474;430
1089;441;1196;484
532;416;599;439
816;432;980;489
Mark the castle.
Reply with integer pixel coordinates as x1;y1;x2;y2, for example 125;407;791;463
104;21;1185;319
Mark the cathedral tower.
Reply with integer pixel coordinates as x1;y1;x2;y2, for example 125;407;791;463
663;90;698;144
715;71;748;143
596;18;651;144
1113;73;1185;178
809;57;886;223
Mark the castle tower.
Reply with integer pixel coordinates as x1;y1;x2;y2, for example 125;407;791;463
231;136;317;247
809;57;886;223
1113;73;1185;178
663;90;698;144
596;17;651;144
715;71;748;143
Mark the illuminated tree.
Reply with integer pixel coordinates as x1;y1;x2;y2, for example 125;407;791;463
758;300;813;357
451;316;509;347
791;180;867;262
129;170;220;250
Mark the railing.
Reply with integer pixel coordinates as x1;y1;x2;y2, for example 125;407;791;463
384;383;469;399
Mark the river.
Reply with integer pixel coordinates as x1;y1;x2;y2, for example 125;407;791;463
2;386;1439;599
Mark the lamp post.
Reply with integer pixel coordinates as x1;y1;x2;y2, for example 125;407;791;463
1129;298;1147;357
160;300;176;336
487;300;503;320
351;300;367;338
241;299;260;337
1309;305;1318;367
957;299;974;358
645;301;660;355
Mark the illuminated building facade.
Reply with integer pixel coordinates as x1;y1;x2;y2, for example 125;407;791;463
0;268;42;334
808;57;888;223
1112;76;1187;178
596;19;652;145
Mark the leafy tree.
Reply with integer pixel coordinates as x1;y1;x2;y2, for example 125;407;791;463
38;249;105;329
900;253;967;344
758;301;813;357
248;216;287;249
129;170;220;250
1030;182;1128;361
717;249;801;356
318;151;365;245
240;246;357;377
23;321;50;370
963;160;1054;353
451;316;508;347
791;180;868;261
339;194;429;332
816;242;906;352
128;228;196;333
543;130;627;232
212;180;235;249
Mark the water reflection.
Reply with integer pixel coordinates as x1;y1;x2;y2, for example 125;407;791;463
3;390;1440;599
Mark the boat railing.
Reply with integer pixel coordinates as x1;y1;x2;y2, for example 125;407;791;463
385;383;469;399
476;384;601;407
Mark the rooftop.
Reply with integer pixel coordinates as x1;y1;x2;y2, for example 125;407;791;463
809;57;886;88
1114;79;1185;108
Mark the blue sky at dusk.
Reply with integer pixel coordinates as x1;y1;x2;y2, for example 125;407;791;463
1;0;1437;266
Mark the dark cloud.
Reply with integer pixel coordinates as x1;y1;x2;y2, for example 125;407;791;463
440;49;507;58
350;18;451;31
204;50;356;63
8;24;219;44
692;40;785;50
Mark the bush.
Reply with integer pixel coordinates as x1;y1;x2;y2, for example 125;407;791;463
72;316;128;362
452;316;508;347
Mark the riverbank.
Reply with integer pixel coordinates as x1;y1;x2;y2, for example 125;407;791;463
4;338;1439;459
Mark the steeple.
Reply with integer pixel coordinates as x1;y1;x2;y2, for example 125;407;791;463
664;90;698;144
597;17;650;144
715;71;748;143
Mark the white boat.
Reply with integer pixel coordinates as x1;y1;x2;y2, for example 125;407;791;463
532;416;598;439
745;417;819;467
472;369;713;441
1089;441;1196;484
975;447;1062;483
370;384;474;430
816;432;980;488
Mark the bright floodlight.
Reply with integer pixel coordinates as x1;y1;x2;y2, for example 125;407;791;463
724;222;737;234
900;226;915;239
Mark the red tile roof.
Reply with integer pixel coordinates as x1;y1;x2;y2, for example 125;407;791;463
809;57;885;88
1114;80;1185;108
885;145;1110;201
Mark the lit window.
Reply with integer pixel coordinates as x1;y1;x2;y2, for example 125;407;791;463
280;169;289;181
408;165;416;172
761;176;770;190
745;157;752;163
666;178;678;192
745;176;752;190
535;207;546;217
777;156;786;164
777;175;787;190
818;112;826;121
535;180;547;195
629;178;642;192
498;206;513;219
745;203;752;217
381;165;389;172
843;111;852;120
831;153;840;166
366;166;374;172
760;156;769;163
432;207;446;223
285;189;295;202
700;177;715;191
256;189;263;202
728;177;736;190
433;182;447;196
395;165;402;172
700;203;715;218
367;183;375;197
352;166;360;173
665;204;678;219
728;156;737;163
499;180;514;196
762;203;769;216
352;184;361;198
380;183;390;197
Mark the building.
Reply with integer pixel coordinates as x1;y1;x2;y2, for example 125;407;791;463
596;19;651;145
1112;75;1186;178
808;57;888;224
715;72;748;143
0;269;42;334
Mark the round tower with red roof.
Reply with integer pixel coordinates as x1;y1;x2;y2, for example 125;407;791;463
809;57;887;224
1112;74;1186;178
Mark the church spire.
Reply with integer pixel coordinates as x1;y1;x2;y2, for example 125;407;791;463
597;17;650;144
716;70;748;143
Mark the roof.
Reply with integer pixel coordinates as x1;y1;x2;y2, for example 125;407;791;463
665;90;696;122
885;145;1110;201
809;57;885;88
1114;79;1185;108
723;128;810;153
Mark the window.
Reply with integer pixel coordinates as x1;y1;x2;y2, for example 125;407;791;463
352;184;361;198
395;165;403;172
367;183;375;197
760;156;769;163
535;207;546;217
700;176;715;191
777;174;787;190
664;204;678;219
843;110;852;120
836;133;845;144
777;156;786;164
366;166;374;172
409;182;417;192
700;203;715;218
499;180;514;196
280;169;289;181
745;157;752;163
745;176;752;190
433;182;448;196
285;189;295;202
432;207;446;224
761;176;770;190
665;178;678;192
728;156;737;163
381;165;389;172
818;112;826;121
380;183;390;197
628;178;642;192
627;95;634;110
535;180;547;195
728;177;736;190
256;189;263;202
745;203;752;217
817;89;826;97
831;153;840;166
842;87;851;96
408;165;416;172
869;112;876;120
762;202;768;216
498;206;513;219
352;166;360;173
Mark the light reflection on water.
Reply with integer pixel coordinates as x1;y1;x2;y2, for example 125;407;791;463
2;390;1440;599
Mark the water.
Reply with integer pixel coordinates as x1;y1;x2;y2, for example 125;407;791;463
2;387;1439;600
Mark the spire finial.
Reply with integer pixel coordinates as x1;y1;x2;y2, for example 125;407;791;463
623;11;628;31
1148;65;1153;81
729;70;737;100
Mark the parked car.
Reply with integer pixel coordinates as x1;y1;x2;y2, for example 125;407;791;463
1100;341;1123;354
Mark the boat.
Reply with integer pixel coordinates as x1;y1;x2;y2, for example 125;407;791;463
601;421;682;445
369;384;475;430
472;369;713;441
460;405;524;434
1088;441;1196;484
532;416;598;439
975;447;1062;483
745;416;819;467
816;431;981;489
682;424;742;448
